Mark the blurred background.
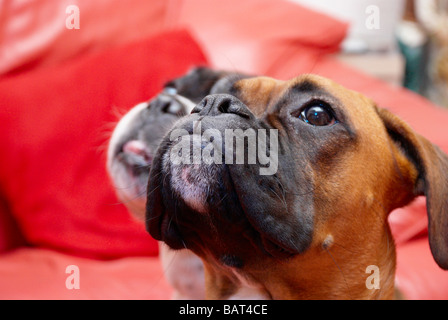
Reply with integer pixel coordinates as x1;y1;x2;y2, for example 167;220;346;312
293;0;448;108
1;0;447;107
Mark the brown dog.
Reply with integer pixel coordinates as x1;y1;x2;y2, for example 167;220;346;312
146;74;448;299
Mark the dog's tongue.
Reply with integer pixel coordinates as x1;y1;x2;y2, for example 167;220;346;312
123;140;152;164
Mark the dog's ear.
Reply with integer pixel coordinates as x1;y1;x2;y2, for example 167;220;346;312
376;107;448;270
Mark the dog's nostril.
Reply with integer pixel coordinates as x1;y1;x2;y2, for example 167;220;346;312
217;99;231;114
219;99;252;119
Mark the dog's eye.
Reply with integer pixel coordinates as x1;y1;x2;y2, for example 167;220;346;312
298;102;336;126
163;86;177;96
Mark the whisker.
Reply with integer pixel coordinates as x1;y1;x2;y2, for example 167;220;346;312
146;183;162;199
324;247;354;300
145;213;164;223
216;193;229;206
270;187;288;211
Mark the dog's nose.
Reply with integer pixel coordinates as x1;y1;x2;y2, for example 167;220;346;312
192;94;253;119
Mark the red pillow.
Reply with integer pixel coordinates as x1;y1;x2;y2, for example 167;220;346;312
0;29;208;259
176;0;348;74
0;0;168;75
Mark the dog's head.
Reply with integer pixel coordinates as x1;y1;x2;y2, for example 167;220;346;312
146;74;448;298
107;67;249;219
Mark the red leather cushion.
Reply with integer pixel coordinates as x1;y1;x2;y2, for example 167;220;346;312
176;0;348;74
0;0;168;75
0;29;208;259
396;237;448;300
1;0;347;77
0;248;172;299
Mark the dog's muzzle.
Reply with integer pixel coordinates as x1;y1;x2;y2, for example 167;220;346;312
146;94;313;263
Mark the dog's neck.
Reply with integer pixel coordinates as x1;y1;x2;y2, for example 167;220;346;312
262;227;397;300
203;221;397;300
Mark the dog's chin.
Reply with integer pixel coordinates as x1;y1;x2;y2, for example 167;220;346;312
168;162;226;215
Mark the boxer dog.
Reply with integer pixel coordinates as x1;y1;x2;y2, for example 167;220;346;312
107;67;249;299
146;73;448;299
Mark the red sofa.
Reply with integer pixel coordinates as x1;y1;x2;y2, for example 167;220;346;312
1;0;447;299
